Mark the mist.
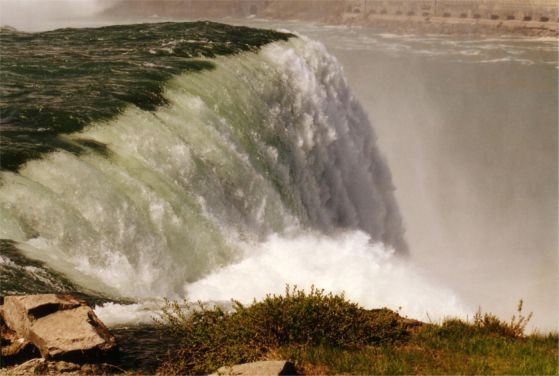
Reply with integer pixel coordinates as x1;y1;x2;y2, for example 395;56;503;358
0;0;113;31
332;48;557;331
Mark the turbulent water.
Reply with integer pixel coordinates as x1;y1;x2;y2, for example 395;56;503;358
0;21;468;324
264;22;557;331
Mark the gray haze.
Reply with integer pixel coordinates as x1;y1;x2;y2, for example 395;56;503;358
220;18;558;331
0;0;113;31
314;30;558;331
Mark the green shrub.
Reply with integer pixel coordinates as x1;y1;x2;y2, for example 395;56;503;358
154;290;552;375
155;286;412;375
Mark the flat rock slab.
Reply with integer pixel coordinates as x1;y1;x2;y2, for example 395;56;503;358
3;295;82;337
2;294;117;362
211;360;297;376
30;305;116;359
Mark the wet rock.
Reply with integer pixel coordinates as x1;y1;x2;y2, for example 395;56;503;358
210;360;297;376
2;294;117;362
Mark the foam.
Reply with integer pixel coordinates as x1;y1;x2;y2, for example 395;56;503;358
186;231;466;322
94;301;163;327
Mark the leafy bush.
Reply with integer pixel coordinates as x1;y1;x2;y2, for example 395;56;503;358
155;286;413;375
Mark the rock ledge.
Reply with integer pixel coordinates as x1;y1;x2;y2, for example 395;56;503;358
1;294;117;365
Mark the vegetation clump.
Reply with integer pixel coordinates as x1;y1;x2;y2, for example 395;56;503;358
472;299;533;338
156;288;558;375
155;286;413;375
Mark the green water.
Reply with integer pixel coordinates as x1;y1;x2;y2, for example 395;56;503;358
0;21;291;171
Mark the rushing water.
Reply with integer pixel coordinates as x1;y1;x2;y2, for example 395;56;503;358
235;20;557;332
1;21;466;326
0;17;556;341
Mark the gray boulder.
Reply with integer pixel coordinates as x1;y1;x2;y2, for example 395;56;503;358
210;360;297;376
3;295;82;337
2;294;117;362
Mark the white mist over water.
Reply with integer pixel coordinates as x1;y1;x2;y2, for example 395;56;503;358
222;19;557;332
285;25;558;331
95;230;466;327
186;230;465;322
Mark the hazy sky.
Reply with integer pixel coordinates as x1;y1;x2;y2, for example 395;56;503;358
0;0;111;31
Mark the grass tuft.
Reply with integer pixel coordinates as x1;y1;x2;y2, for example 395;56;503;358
472;299;533;338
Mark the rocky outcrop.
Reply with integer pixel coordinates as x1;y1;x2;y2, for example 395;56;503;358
0;323;40;366
3;295;82;338
1;294;117;363
0;358;122;375
210;360;297;376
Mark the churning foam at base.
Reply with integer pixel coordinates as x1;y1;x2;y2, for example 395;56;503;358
95;230;466;327
94;301;163;327
186;230;466;322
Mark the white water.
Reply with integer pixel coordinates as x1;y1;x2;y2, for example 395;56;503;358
1;36;466;323
95;230;465;327
186;230;464;321
94;229;465;327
